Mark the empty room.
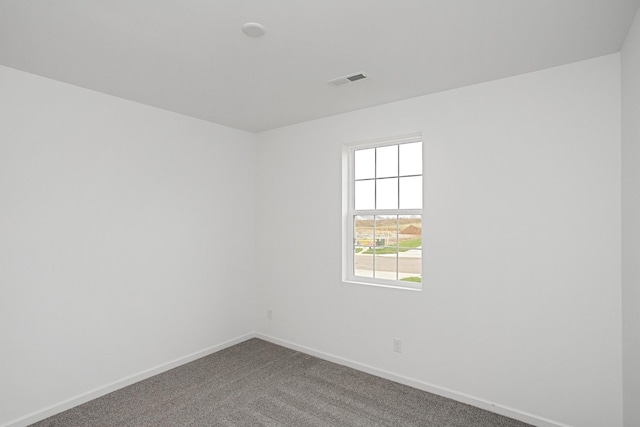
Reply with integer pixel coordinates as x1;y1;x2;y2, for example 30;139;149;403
1;1;640;426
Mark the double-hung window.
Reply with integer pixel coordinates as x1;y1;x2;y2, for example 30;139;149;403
344;134;423;290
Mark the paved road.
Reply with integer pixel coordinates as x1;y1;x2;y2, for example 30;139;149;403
355;253;421;274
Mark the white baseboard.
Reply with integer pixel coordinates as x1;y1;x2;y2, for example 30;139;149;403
255;333;573;427
2;332;256;427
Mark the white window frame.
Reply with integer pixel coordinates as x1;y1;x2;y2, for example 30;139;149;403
342;133;423;291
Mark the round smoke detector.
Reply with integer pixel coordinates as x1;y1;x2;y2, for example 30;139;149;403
242;22;266;37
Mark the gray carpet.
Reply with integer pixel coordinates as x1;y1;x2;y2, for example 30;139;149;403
31;338;532;426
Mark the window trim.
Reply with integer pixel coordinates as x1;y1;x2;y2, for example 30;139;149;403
342;133;423;291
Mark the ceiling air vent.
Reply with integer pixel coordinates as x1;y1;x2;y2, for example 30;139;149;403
327;72;367;87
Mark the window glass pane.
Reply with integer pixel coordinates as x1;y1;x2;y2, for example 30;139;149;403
376;178;398;209
398;253;421;283
398;215;421;283
354;180;375;210
354;148;375;180
373;215;398;280
399;176;422;209
354;215;374;278
398;215;422;241
354;215;374;247
376;145;398;178
399;142;422;176
354;247;374;278
374;251;397;281
374;215;398;248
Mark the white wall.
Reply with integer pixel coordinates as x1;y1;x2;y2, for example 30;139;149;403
0;52;627;427
0;66;258;426
622;7;640;427
256;55;622;427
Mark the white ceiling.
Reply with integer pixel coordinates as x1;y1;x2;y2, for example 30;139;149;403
1;0;639;133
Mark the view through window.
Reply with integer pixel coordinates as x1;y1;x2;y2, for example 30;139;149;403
347;137;422;288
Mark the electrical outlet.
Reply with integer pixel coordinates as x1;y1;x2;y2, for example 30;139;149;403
393;338;402;353
267;308;273;320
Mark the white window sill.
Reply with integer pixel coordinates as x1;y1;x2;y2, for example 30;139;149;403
342;279;422;292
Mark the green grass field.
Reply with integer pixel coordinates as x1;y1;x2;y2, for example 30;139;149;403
360;238;421;254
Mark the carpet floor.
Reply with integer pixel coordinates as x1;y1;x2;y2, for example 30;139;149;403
31;338;533;426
